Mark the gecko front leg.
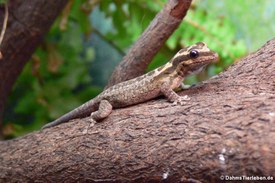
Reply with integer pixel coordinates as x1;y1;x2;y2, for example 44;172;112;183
161;82;190;105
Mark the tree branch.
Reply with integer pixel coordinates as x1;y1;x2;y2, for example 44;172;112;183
0;38;274;182
0;0;67;139
105;0;192;88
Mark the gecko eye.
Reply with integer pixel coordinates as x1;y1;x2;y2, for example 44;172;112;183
189;50;199;59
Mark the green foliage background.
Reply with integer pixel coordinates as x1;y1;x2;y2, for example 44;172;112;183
3;0;274;138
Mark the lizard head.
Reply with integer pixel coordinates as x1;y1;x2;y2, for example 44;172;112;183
171;42;219;77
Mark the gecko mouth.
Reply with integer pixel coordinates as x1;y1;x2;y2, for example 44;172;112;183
208;52;219;63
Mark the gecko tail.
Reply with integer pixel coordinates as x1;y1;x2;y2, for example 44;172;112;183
41;118;66;129
41;109;90;129
41;99;98;130
41;108;88;129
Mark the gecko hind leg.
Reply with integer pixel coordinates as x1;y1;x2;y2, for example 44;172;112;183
83;100;113;134
90;99;113;121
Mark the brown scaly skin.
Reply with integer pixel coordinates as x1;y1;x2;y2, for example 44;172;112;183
42;42;219;129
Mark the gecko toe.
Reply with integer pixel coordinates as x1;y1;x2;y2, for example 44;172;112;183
82;118;96;134
172;95;190;106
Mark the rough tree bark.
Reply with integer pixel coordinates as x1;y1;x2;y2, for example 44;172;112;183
106;0;192;88
0;38;274;182
0;0;67;139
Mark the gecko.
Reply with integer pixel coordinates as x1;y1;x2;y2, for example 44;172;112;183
42;42;219;129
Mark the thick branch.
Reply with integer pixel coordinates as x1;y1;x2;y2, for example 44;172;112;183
105;0;192;88
0;0;67;138
0;39;274;182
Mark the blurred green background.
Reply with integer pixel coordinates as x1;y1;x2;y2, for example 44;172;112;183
3;0;274;138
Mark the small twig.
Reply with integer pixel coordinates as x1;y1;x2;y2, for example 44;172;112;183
59;0;73;31
92;28;125;56
0;1;8;59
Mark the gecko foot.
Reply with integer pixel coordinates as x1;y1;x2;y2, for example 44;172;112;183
172;95;190;106
82;118;96;134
